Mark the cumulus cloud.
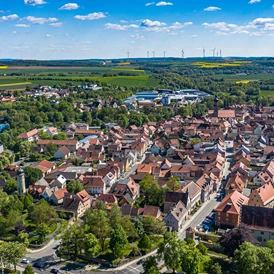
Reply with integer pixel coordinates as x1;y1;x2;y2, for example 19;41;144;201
0;14;19;22
59;3;80;10
141;19;166;27
156;1;173;6
74;12;106;20
44;34;52;37
141;20;192;33
204;6;221;11
105;23;138;30
50;22;63;27
15;24;30;27
145;2;155;6
24;0;47;6
248;0;260;3
25;16;58;24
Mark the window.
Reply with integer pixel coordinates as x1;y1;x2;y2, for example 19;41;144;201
226;218;229;223
218;212;220;215
226;213;229;217
218;217;220;221
257;237;262;241
261;232;264;235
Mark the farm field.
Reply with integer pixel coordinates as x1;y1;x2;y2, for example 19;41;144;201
192;61;245;68
211;73;274;81
260;90;274;97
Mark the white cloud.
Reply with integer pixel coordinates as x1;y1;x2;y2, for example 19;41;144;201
0;14;19;22
131;33;145;40
25;16;58;24
141;19;166;27
24;0;47;6
44;34;52;37
59;3;80;10
50;22;63;27
105;23;139;30
145;2;155;6
74;12;106;21
15;24;30;28
142;21;192;32
204;6;221;11
191;34;198;37
155;1;173;6
12;31;17;34
248;0;260;3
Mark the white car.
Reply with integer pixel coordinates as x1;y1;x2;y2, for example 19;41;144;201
22;259;30;264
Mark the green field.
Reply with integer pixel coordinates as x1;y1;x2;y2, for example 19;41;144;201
0;66;158;89
212;73;274;81
260;90;274;97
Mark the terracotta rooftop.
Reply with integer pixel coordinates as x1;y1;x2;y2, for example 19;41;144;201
17;128;38;139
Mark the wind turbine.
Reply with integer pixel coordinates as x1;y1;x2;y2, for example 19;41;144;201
212;48;216;58
147;51;149;58
127;51;130;59
152;51;155;58
164;51;166;58
220;49;222;58
182;49;185;58
203;47;205;58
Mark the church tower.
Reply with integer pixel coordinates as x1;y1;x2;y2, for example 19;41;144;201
17;168;26;195
214;95;219;117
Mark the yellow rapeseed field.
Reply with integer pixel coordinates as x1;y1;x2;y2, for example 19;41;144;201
0;66;8;69
236;80;249;84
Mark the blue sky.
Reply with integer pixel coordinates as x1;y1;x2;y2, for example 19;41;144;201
1;0;274;59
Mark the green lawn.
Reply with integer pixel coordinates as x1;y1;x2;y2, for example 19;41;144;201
260;90;274;97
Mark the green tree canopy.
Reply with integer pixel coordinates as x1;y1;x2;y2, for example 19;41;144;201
24;166;43;187
66;180;83;194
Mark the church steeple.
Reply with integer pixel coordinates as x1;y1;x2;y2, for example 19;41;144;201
214;94;219;117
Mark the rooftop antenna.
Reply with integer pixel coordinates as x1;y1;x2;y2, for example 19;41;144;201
164;51;166;58
147;51;149;58
152;51;155;58
203;47;205;58
212;47;216;58
127;51;129;59
182;49;184;58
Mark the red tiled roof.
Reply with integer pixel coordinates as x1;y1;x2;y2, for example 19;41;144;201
17;128;38;139
37;139;78;146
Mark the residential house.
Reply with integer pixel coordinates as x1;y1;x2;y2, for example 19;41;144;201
164;201;188;232
241;205;274;245
170;165;203;181
215;190;249;228
195;174;213;202
54;146;71;159
225;173;247;194
50;174;67;189
32;160;55;176
82;176;106;195
248;182;274;207
37;139;79;153
93;193;118;209
253;161;274;186
50;187;67;205
164;191;190;213
17;129;38;142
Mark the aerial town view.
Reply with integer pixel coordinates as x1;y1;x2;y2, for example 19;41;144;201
1;0;274;274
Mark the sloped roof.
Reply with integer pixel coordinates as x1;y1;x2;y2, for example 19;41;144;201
216;190;249;215
255;182;274;205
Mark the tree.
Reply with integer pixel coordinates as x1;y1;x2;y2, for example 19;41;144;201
110;224;128;258
19;141;32;157
23;265;35;274
266;239;274;251
158;232;183;273
17;232;29;247
36;223;51;242
3;179;17;194
142;216;167;235
0;241;26;271
109;204;122;228
233;242;274;274
24;167;43;187
84;233;101;259
53;132;67;140
85;210;112;251
134;218;145;237
5;210;22;231
143;256;160;274
30;199;57;225
21;193;33;210
210;263;222;274
197;242;208;255
45;142;57;158
220;224;256;257
180;241;202;274
66;180;83;194
166;177;181;192
138;233;152;251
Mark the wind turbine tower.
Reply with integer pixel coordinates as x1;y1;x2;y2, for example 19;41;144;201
164;51;166;58
182;49;185;58
212;48;216;58
147;51;149;58
220;49;222;58
127;51;129;59
203;47;205;58
153;51;155;58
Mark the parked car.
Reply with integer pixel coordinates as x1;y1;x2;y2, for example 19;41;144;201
137;258;145;265
33;261;47;269
50;268;60;273
22;259;30;264
203;219;212;225
206;215;214;220
203;224;210;231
